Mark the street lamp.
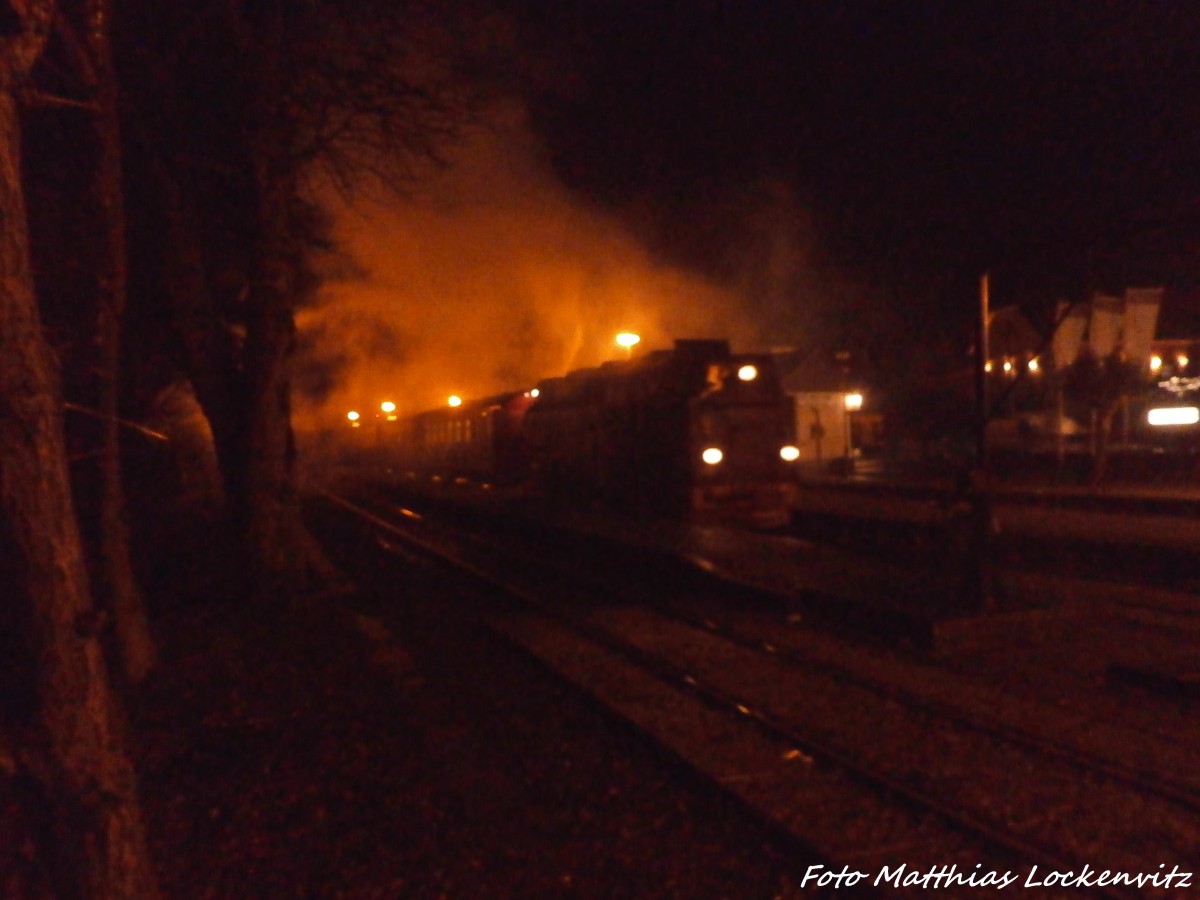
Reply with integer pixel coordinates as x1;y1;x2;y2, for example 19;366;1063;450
448;395;462;408
381;400;397;421
616;332;640;358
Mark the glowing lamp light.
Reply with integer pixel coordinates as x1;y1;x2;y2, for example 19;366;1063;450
380;401;396;414
1027;358;1040;373
1179;354;1190;369
1150;355;1163;372
843;392;864;412
737;364;758;382
448;395;462;408
780;445;800;462
616;332;641;350
346;410;360;422
701;447;724;465
1148;406;1200;427
531;388;540;398
984;361;994;373
1002;360;1013;374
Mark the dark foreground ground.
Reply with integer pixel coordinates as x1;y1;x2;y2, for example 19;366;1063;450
128;509;808;898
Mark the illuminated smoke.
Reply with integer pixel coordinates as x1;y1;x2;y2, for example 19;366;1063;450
293;102;763;431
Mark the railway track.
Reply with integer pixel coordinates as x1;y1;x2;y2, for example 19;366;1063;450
317;488;1198;897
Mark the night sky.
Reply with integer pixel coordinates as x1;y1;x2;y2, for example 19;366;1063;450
510;0;1200;334
295;1;1200;424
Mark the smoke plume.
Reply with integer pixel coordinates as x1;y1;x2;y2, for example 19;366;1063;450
294;103;767;431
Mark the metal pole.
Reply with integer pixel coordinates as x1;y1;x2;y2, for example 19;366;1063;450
962;273;996;612
976;273;990;469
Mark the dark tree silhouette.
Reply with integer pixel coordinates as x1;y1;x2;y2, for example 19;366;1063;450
1062;347;1142;484
0;1;159;895
118;0;480;599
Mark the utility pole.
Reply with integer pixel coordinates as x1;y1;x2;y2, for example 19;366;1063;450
975;273;990;469
966;273;996;612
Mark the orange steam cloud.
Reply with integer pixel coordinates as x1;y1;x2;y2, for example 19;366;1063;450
294;103;762;432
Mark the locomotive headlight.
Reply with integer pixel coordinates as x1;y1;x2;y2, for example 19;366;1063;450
1148;406;1200;427
779;445;800;462
737;364;758;382
701;447;724;465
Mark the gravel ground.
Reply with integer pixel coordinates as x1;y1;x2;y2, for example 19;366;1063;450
127;512;811;899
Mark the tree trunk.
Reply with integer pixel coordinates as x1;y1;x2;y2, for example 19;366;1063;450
148;147;332;601
83;0;156;683
232;174;313;599
0;49;159;900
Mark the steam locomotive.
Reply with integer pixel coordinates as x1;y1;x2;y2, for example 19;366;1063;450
387;339;798;528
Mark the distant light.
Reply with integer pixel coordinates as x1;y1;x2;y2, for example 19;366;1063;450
1179;354;1190;370
737;364;758;382
531;388;540;398
346;410;360;422
984;361;994;373
1148;406;1200;427
616;332;641;349
1002;359;1013;374
1027;358;1040;373
844;392;863;411
381;401;396;414
780;445;800;462
701;447;724;465
448;395;462;407
1150;354;1163;372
